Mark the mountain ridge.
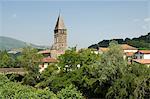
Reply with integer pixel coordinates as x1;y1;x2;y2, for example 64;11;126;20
0;36;48;50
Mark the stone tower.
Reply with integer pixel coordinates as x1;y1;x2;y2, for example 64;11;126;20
53;14;67;51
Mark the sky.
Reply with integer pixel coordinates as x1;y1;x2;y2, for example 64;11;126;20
0;0;150;48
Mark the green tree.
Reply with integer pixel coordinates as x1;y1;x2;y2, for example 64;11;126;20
35;48;100;94
36;43;126;98
106;64;150;99
78;48;100;66
0;50;15;67
0;74;57;99
35;42;150;98
35;64;59;89
57;84;84;99
58;47;100;73
58;47;80;72
18;46;43;86
78;41;127;98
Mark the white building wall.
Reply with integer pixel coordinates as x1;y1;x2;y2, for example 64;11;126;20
143;54;150;59
124;50;138;53
39;63;49;73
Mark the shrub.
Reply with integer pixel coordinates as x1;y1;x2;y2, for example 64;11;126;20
57;85;84;99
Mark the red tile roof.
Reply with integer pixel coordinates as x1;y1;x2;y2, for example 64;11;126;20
137;50;150;54
133;59;150;64
38;50;65;54
99;44;137;52
120;44;137;50
41;57;58;63
99;47;109;52
38;50;51;54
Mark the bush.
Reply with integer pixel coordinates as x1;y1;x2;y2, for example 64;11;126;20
57;85;84;99
0;74;57;98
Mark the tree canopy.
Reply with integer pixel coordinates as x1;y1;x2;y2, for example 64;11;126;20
36;42;149;98
0;42;149;98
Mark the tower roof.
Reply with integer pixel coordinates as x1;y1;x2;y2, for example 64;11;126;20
55;14;66;30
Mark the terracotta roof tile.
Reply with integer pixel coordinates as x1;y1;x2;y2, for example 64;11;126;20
133;59;150;64
38;50;51;54
120;44;137;50
99;47;109;52
137;50;150;54
38;50;65;54
42;57;58;63
99;44;137;52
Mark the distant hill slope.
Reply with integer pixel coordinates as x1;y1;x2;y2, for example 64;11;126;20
0;36;47;50
88;32;150;49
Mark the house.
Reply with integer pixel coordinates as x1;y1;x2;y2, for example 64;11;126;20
38;49;65;72
38;50;60;72
120;44;138;53
98;44;137;52
120;44;138;61
132;50;150;67
39;57;58;73
98;44;138;61
134;50;150;59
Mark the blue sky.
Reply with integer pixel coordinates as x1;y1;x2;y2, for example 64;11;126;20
0;0;150;48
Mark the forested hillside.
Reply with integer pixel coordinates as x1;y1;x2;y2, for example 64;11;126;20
89;32;150;49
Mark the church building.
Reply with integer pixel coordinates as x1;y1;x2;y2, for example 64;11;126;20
38;14;67;72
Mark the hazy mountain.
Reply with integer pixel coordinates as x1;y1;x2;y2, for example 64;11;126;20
0;36;48;50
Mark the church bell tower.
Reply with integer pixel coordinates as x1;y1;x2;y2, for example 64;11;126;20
54;14;67;51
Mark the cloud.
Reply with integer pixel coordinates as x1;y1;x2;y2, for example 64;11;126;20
144;17;150;22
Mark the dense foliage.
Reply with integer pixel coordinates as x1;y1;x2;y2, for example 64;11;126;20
0;50;18;68
35;42;149;98
57;85;84;99
0;74;84;98
89;32;150;49
18;47;43;86
0;43;149;98
0;74;57;98
106;63;150;99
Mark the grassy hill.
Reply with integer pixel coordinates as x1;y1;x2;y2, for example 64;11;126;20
0;36;47;50
88;32;150;49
